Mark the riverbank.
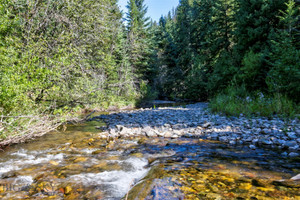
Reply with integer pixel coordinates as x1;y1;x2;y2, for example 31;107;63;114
0;104;134;149
95;103;300;157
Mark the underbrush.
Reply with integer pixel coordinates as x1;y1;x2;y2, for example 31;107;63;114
209;87;299;118
0;97;136;145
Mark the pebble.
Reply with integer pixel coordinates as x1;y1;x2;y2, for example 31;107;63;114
261;139;273;145
287;132;297;139
285;141;298;148
94;103;299;153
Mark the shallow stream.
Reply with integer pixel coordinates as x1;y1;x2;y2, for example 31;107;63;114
0;120;299;199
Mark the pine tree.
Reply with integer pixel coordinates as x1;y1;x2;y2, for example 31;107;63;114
126;0;151;80
208;0;237;94
234;0;286;92
267;0;300;102
156;13;179;98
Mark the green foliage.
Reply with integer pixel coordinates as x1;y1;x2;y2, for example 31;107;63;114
239;50;268;91
126;0;152;78
1;0;299;141
152;0;299;115
139;80;158;100
0;0;139;140
208;51;237;93
267;0;300;103
210;86;299;117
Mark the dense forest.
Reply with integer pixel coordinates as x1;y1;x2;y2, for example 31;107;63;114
151;0;300;116
0;0;299;141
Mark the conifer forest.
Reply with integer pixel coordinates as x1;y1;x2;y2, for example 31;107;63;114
0;1;300;200
0;0;299;139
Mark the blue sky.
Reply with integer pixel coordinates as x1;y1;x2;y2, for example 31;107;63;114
118;0;179;22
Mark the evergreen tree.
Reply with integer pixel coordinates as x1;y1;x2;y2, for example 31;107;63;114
156;13;179;98
126;0;151;80
267;0;300;102
234;0;286;92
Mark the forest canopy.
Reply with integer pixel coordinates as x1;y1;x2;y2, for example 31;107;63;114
0;0;299;140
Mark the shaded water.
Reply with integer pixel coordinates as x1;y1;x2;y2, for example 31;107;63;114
137;100;191;109
0;120;299;199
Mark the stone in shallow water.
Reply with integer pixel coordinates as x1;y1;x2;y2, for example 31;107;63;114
49;160;59;166
64;185;72;195
291;174;300;181
144;178;184;200
272;180;300;188
73;157;88;163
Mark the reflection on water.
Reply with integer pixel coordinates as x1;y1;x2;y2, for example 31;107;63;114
0;121;299;199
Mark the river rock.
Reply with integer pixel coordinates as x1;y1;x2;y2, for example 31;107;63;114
95;102;299;153
110;129;117;137
116;125;123;131
120;127;131;136
202;122;212;128
288;152;299;157
145;178;184;200
285;141;298;148
261;128;271;135
291;174;300;181
261;139;273;145
287;132;297;139
273;180;300;188
146;130;157;137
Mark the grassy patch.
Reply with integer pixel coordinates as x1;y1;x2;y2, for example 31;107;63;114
209;87;299;118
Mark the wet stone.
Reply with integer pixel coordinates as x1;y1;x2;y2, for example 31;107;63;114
0;103;299;200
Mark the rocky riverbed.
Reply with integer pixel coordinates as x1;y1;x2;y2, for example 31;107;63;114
94;103;300;156
0;104;299;199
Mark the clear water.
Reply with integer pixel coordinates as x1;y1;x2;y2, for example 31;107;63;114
0;121;299;199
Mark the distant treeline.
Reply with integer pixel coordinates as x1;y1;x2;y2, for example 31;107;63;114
149;0;299;104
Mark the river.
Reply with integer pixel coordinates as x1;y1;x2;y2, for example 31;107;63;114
0;117;299;199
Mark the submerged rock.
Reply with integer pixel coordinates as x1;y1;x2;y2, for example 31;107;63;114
145;178;184;200
291;174;300;181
